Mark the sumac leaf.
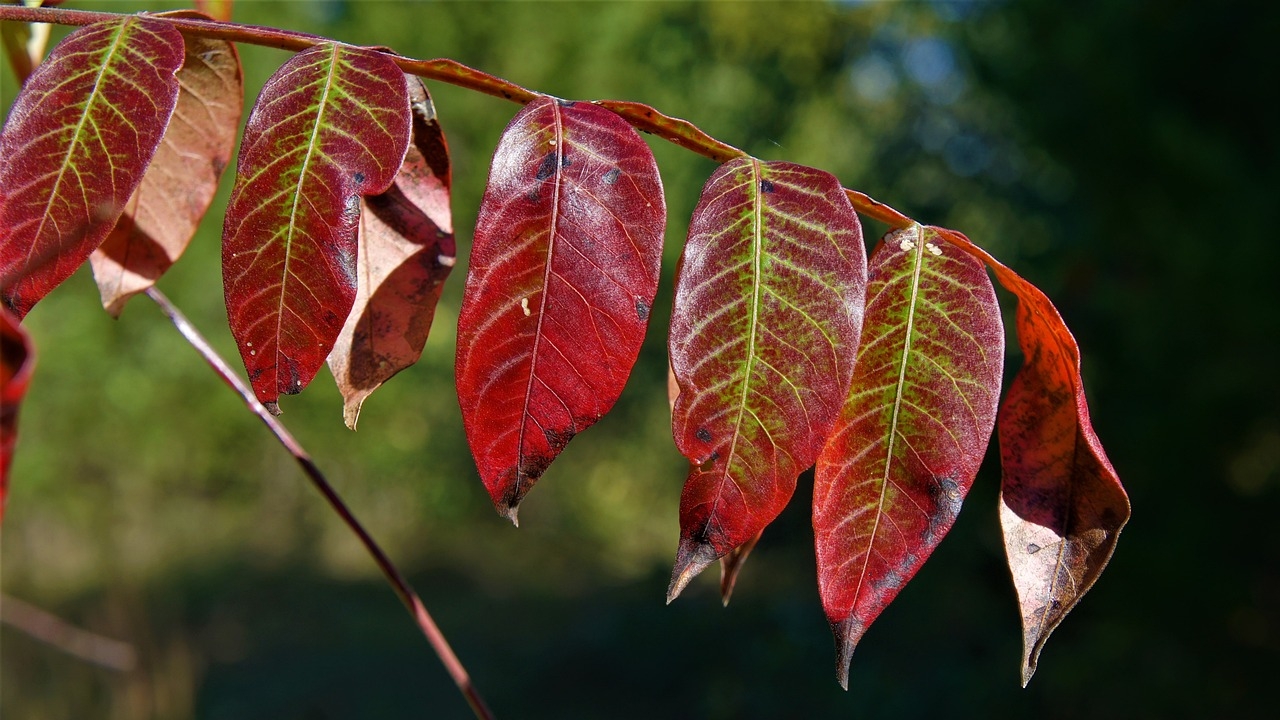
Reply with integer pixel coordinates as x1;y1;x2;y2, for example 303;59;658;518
90;12;243;316
1;306;34;522
328;77;453;429
0;18;184;318
222;43;410;410
667;158;865;600
812;224;1003;688
932;227;1130;687
455;96;665;523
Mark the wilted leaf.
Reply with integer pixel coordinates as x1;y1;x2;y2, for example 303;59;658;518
0;18;184;318
89;11;243;316
812;224;1003;688
328;76;453;429
932;227;1131;687
455;96;665;523
1;306;34;521
222;42;411;410
667;158;865;601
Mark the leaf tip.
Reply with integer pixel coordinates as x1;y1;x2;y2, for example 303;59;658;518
342;400;363;431
831;615;865;691
264;401;282;417
666;536;720;604
501;502;520;528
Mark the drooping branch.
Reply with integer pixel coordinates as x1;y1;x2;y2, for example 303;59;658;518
143;287;495;720
0;3;915;229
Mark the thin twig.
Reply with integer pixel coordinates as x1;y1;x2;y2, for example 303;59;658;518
0;593;137;671
143;287;495;720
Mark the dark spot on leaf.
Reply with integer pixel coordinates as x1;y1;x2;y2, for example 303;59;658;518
557;99;577;107
696;427;712;443
561;153;572;169
527;190;541;203
760;179;775;193
353;171;365;184
543;427;576;453
535;152;558;180
635;298;650;321
1027;543;1041;554
604;167;620;185
282;359;303;396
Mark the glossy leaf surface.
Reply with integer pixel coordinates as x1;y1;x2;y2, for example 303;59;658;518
0;18;183;318
932;228;1131;686
328;77;453;429
1;306;34;521
90;12;243;316
813;225;1003;688
222;43;410;409
667;158;865;599
455;96;665;522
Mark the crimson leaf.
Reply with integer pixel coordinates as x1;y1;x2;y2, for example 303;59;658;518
0;18;183;318
222;43;411;410
1;306;34;522
455;96;665;524
90;11;243;316
328;76;454;429
812;224;1003;688
667;158;865;600
932;227;1131;686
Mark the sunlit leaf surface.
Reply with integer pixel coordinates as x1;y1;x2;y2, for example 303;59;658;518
813;224;1003;688
0;18;183;318
222;42;410;409
455;96;665;523
667;158;865;600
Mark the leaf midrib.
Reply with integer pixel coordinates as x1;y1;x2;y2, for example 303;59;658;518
515;99;564;497
24;21;129;272
706;159;766;538
853;226;926;607
274;43;339;386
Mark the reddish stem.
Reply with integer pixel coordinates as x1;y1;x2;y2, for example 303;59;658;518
143;288;494;720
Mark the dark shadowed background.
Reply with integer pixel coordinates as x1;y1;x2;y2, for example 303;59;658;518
2;1;1275;718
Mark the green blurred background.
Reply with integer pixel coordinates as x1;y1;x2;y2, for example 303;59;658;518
2;0;1275;717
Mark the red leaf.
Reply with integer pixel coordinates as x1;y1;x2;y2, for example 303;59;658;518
667;159;866;600
934;227;1130;686
0;18;184;319
1;306;35;522
328;77;453;429
455;96;665;523
222;43;411;410
90;11;243;316
812;225;1004;688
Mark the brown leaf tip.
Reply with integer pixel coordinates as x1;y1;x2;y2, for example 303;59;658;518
832;615;867;691
666;537;720;604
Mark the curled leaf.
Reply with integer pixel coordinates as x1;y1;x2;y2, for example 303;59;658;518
667;158;865;601
455;96;665;524
0;18;184;318
813;225;1003;688
328;77;454;429
936;227;1129;687
90;11;243;316
222;42;411;409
